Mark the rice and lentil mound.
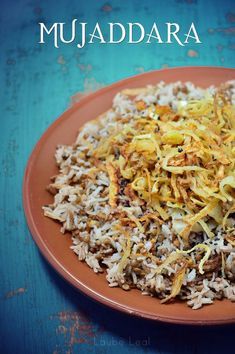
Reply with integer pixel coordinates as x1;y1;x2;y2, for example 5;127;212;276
43;80;235;309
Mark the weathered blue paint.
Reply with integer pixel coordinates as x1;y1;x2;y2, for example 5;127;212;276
0;0;235;353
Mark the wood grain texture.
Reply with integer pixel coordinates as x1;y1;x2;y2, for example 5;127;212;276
0;0;234;353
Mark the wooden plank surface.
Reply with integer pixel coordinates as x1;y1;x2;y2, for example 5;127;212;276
0;0;235;353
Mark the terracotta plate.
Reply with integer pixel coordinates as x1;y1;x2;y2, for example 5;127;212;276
23;67;235;325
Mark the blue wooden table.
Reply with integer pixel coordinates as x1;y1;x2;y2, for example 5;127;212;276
1;0;235;353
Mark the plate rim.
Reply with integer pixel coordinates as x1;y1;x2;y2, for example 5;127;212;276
23;66;235;325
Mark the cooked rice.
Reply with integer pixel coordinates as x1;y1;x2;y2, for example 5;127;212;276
43;80;235;309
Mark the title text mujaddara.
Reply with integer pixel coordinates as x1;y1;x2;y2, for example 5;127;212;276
38;20;201;48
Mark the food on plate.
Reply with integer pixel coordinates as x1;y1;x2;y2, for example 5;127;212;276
43;80;235;309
